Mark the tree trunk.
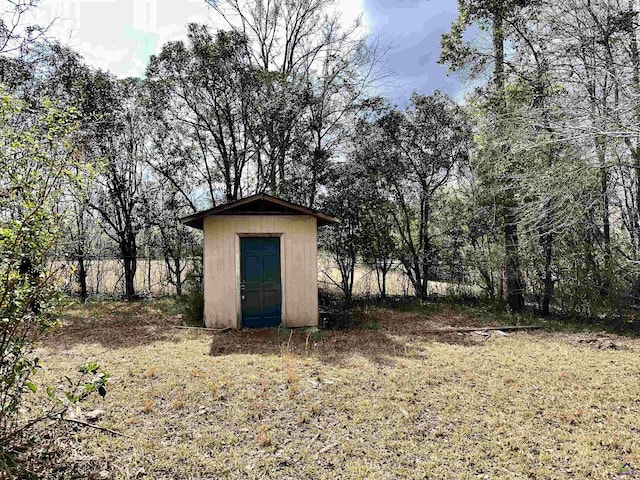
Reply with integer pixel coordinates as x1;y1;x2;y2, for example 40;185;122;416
341;265;354;309
628;0;640;304
536;76;556;316
147;254;152;294
596;134;611;296
541;231;553;316
278;152;286;195
479;266;495;297
123;257;136;299
411;262;427;300
421;199;430;299
375;263;388;299
493;7;524;312
269;148;277;193
634;143;640;304
223;158;234;203
505;214;524;311
121;233;137;300
309;147;323;209
76;249;88;300
174;257;182;296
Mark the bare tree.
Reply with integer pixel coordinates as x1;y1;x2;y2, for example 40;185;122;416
86;75;149;299
352;93;471;299
0;0;48;56
147;26;260;205
206;0;381;204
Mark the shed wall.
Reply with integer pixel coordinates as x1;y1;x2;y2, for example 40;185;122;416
203;215;319;329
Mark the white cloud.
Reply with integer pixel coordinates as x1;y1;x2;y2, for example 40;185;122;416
29;0;367;78
31;0;211;77
336;0;368;29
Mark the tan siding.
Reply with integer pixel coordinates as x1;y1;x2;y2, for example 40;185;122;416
203;215;318;329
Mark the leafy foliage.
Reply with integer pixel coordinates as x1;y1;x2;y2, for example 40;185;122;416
349;92;472;299
0;89;107;475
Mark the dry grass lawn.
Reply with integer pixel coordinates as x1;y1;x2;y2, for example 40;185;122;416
32;300;640;479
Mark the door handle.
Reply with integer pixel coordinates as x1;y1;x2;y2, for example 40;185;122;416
240;281;246;292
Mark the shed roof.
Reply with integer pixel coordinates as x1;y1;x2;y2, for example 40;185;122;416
180;193;340;230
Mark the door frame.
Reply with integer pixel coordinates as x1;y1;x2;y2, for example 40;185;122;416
235;233;285;328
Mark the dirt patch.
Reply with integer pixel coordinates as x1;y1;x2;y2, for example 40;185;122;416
210;328;420;365
562;333;630;350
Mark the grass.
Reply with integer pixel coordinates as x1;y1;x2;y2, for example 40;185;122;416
31;300;640;479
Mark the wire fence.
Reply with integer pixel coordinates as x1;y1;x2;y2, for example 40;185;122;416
52;255;481;300
50;257;202;298
317;258;481;297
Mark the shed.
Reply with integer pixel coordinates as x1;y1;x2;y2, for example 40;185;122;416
181;194;339;329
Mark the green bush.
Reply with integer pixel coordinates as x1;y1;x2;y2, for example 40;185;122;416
177;289;205;326
0;90;108;477
303;327;326;341
177;258;204;326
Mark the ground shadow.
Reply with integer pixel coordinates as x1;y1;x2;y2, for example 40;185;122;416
45;300;530;356
44;299;635;361
209;307;497;366
209;328;415;366
43;300;184;350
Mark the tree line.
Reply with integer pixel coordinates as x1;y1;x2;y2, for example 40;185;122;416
316;0;640;319
2;0;640;320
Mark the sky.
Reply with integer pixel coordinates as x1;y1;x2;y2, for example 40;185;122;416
31;0;462;106
363;0;461;105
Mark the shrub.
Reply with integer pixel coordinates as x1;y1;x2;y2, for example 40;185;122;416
0;90;107;477
318;288;351;329
177;257;204;326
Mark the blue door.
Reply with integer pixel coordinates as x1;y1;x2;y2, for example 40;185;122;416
241;237;282;328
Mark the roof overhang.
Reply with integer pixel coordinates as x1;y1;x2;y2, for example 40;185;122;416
180;194;340;230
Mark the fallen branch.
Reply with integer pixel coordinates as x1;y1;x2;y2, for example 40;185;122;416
422;325;542;335
172;326;232;333
318;442;340;455
61;417;131;438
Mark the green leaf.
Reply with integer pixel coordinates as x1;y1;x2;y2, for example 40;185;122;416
46;386;56;399
26;381;37;393
80;362;100;374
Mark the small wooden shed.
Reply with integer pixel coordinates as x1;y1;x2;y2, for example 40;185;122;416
181;194;339;329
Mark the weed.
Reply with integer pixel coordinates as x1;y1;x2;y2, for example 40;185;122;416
276;327;292;339
207;379;218;398
350;306;386;330
278;329;294;355
142;398;156;413
303;327;325;341
171;390;186;410
175;291;204;327
361;315;384;330
284;356;301;397
256;426;272;448
287;384;299;398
